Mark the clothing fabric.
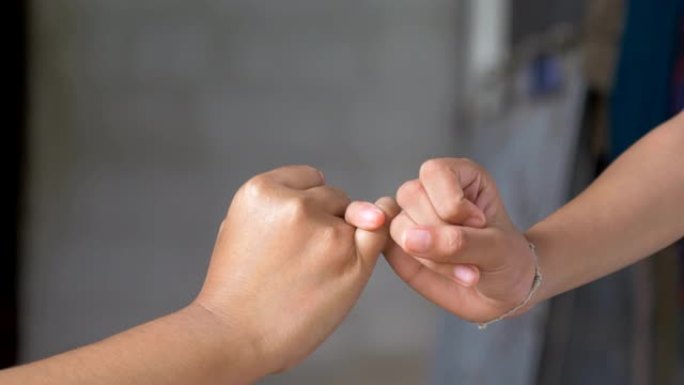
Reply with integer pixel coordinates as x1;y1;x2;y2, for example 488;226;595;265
434;51;586;385
610;0;683;157
611;1;684;382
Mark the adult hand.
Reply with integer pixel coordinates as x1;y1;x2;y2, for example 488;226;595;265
195;165;399;376
385;158;536;323
0;165;398;385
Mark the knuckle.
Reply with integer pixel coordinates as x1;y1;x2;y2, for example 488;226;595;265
291;164;324;183
323;222;352;243
436;196;463;219
454;157;475;167
456;157;486;176
455;157;474;165
320;224;341;243
396;180;423;206
319;223;353;258
444;227;466;255
326;186;351;205
419;158;447;178
241;174;271;199
298;164;320;174
284;196;312;219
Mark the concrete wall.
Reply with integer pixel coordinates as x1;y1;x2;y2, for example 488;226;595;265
23;1;466;383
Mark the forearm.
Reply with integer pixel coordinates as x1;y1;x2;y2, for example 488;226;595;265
0;304;262;385
526;113;684;304
0;166;391;384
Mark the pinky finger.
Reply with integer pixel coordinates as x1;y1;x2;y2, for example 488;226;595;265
345;201;387;231
416;258;481;288
384;242;473;315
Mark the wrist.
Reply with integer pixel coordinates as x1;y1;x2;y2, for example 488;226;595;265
478;235;542;328
521;229;549;309
512;238;543;315
181;302;266;383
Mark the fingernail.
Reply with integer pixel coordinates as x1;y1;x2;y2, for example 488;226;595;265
405;228;432;253
360;207;384;227
453;265;477;286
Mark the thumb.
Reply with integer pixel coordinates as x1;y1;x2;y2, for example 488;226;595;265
355;197;401;267
454;199;487;228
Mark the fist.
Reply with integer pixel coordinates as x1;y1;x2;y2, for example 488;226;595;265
195;165;398;374
385;158;536;323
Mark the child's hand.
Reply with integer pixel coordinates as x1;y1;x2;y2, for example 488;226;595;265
385;158;538;323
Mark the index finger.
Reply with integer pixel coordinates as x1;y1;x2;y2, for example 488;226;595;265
419;158;486;227
264;165;326;190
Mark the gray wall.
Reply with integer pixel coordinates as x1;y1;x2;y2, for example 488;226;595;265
23;1;466;383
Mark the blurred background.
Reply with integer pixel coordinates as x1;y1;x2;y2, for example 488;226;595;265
4;0;684;384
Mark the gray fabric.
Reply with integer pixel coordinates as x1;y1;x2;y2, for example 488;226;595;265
433;51;587;385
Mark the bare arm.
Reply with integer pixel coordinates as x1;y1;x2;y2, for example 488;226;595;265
384;112;684;323
0;305;262;384
0;166;396;384
527;112;684;305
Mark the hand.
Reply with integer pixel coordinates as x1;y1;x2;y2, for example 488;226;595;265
194;165;398;377
385;158;537;323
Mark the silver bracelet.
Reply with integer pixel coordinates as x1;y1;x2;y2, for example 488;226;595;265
477;242;542;330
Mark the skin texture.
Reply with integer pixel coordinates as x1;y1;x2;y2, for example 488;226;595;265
3;111;683;381
0;165;399;384
385;159;536;323
385;112;684;323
